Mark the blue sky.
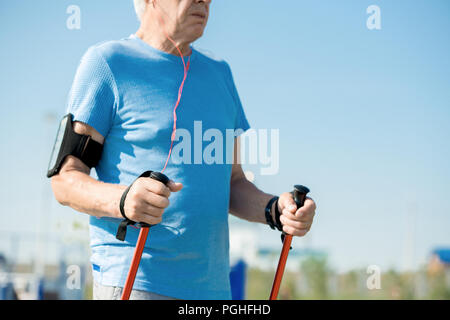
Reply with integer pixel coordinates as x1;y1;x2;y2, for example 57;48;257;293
0;0;449;272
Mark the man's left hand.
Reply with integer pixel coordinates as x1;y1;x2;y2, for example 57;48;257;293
277;192;316;237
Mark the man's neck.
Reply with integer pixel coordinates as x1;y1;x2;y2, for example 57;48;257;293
135;28;192;57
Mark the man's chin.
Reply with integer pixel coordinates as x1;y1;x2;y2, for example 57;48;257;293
187;25;206;43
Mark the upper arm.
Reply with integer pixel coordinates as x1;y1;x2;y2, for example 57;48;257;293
50;121;105;205
223;62;250;184
66;46;117;138
51;46;115;200
54;121;105;176
57;46;115;176
222;61;251;133
231;136;246;184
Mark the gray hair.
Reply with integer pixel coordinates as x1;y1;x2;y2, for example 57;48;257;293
133;0;148;21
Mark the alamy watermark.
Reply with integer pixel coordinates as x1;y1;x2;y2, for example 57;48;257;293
170;121;279;176
367;5;382;30
366;265;382;290
67;5;81;30
66;265;81;290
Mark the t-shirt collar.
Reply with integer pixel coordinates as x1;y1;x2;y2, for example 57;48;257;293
129;33;196;63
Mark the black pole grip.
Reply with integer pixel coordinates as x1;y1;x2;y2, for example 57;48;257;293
293;185;310;209
150;171;170;186
138;172;170;228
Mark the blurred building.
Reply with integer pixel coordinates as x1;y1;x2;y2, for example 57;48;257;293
428;248;450;275
0;229;90;300
229;221;327;271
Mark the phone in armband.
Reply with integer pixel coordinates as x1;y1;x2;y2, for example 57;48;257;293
47;113;103;178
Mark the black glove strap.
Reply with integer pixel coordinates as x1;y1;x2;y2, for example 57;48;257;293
116;171;153;241
265;196;279;230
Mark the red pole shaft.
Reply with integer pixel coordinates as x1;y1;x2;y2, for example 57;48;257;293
121;227;150;300
269;234;293;300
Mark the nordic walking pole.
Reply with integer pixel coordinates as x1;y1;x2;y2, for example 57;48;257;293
121;171;170;300
269;185;310;300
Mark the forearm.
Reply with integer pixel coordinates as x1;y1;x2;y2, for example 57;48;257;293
51;169;126;219
229;176;276;225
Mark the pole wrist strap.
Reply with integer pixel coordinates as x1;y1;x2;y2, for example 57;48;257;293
116;171;153;241
265;196;279;230
274;199;283;232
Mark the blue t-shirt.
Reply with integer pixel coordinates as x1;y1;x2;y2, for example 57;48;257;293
66;34;250;299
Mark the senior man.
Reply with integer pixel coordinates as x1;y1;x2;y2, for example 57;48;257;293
50;0;316;300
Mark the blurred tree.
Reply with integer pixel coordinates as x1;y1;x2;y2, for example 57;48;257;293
428;270;450;299
246;263;450;300
382;269;415;300
246;268;273;300
337;270;360;299
278;271;297;300
246;268;298;300
300;256;329;299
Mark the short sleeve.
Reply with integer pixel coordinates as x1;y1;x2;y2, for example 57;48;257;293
222;62;251;135
66;46;118;138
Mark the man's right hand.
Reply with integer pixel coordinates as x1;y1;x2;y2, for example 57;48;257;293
123;177;183;225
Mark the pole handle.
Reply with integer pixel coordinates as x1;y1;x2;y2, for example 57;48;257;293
293;185;310;209
121;171;170;300
269;185;310;300
137;172;170;228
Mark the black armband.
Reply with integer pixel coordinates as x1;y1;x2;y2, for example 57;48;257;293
46;113;103;178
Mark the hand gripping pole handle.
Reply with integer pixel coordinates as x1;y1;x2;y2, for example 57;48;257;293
269;185;310;300
121;171;170;300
